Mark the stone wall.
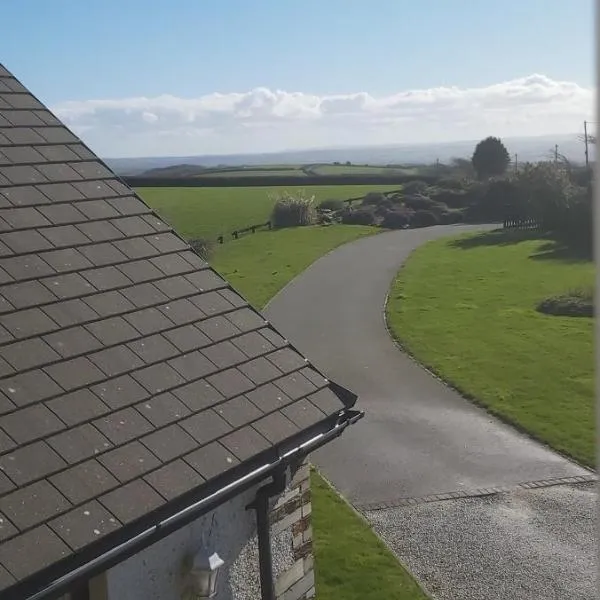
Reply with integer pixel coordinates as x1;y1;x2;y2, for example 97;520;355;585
271;460;314;600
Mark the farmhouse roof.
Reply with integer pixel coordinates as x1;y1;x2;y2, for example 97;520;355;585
0;64;359;599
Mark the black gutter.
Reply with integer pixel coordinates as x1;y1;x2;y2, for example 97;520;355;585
21;409;364;600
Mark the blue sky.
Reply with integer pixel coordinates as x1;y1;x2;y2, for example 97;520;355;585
0;0;594;156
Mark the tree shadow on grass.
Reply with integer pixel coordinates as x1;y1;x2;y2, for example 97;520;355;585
449;228;545;250
449;229;592;264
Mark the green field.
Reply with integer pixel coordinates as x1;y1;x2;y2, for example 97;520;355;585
311;164;420;176
386;231;595;466
203;168;306;178
138;184;399;240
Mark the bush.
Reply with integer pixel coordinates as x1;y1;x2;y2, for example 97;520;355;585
402;180;429;196
189;238;214;261
318;198;345;211
403;195;440;212
437;178;466;190
341;206;377;226
439;208;465;224
270;190;316;228
361;192;387;206
411;210;439;228
537;287;593;318
381;208;413;229
429;188;471;209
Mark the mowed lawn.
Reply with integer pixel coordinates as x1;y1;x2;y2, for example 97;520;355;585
386;231;595;466
138;184;398;240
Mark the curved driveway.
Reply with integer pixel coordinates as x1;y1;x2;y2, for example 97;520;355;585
265;225;596;599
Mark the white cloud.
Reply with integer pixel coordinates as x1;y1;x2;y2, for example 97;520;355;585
50;74;594;158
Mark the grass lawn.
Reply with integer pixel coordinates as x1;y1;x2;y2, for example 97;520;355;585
138;184;398;240
311;470;428;600
211;224;378;309
386;230;594;467
210;224;427;599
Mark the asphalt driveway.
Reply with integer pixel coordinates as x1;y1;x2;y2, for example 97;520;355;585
265;225;596;599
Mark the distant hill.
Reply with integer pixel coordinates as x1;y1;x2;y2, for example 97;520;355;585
105;133;592;176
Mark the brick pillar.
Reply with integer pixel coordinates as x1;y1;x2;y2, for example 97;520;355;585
269;459;314;600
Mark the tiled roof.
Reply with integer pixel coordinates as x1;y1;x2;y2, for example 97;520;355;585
0;64;355;597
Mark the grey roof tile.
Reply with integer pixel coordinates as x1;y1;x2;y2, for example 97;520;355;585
50;459;117;504
144;459;204;501
1;280;56;308
253;412;299;445
220;426;270;462
0;441;66;485
150;253;194;276
124;307;173;336
39;224;90;247
42;272;95;299
93;408;153;445
183;441;239;480
168;351;217;381
0;185;48;206
46;389;109;426
172;380;224;412
0;525;70;581
43;247;93;272
43;298;99;328
0;404;64;445
0;307;57;338
76;219;122;242
135;392;190;427
44;356;105;391
49;501;121;551
89;345;144;377
128;334;179;364
163;324;210;353
0;480;70;530
43;326;102;358
91;375;149;410
0;65;351;595
141;424;197;462
98;441;161;483
82;265;131;290
215;396;262;428
85;316;138;346
117;259;163;283
0;369;64;407
0;337;60;370
99;479;163;524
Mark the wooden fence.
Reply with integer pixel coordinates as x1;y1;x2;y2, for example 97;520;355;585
216;220;271;244
503;217;542;230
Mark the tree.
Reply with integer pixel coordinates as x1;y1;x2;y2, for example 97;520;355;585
471;136;510;179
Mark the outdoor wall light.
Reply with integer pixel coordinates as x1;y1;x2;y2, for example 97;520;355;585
187;551;224;599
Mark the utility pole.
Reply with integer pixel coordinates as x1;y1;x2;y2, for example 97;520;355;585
584;120;590;168
514;153;518;174
554;144;558;164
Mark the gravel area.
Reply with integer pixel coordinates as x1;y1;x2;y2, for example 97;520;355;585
365;482;597;600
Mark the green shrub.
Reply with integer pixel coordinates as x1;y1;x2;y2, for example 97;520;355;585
361;192;387;206
429;188;471;209
439;208;465;224
189;238;214;261
437;178;465;190
341;206;377;226
270;190;316;228
402;180;429;195
318;198;345;211
537;286;593;318
403;195;439;212
411;210;439;228
381;208;413;229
